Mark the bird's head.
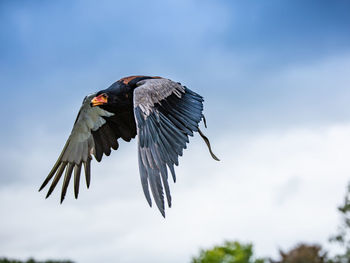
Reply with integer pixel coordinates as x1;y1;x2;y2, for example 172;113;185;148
90;78;132;109
90;88;132;113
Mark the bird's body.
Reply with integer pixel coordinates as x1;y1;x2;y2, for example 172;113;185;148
39;75;219;216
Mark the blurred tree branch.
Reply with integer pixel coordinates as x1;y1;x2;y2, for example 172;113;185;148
329;182;350;263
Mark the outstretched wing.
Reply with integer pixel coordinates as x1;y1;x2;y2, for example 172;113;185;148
133;78;206;217
39;94;136;202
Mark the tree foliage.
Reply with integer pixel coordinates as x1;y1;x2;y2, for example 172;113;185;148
191;241;265;263
270;244;328;263
329;182;350;263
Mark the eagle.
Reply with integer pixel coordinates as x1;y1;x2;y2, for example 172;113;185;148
39;76;219;216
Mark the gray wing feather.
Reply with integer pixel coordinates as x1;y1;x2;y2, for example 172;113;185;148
134;78;185;116
133;78;205;217
39;94;114;200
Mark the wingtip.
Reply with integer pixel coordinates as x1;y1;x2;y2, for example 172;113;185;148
147;199;152;207
38;180;49;192
45;186;55;199
60;192;67;203
161;211;166;218
156;203;166;218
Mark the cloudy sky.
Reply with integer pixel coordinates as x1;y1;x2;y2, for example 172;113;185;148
1;0;350;262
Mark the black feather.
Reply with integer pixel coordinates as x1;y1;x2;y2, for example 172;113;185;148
92;131;103;162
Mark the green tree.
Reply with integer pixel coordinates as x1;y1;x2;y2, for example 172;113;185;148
329;182;350;263
269;244;329;263
191;241;265;263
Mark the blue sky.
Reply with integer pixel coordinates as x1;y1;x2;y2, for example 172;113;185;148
1;0;350;132
1;1;350;262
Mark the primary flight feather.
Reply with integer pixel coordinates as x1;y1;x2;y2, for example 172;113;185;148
39;76;219;217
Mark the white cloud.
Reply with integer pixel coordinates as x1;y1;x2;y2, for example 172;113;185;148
1;123;349;262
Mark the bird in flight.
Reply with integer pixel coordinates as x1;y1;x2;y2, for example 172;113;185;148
39;75;219;216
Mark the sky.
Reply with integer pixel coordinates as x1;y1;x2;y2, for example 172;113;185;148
1;0;350;262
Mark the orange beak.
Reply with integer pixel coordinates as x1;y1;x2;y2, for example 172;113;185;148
91;93;108;107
